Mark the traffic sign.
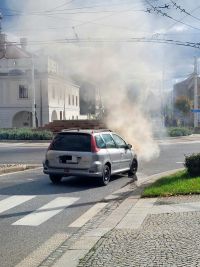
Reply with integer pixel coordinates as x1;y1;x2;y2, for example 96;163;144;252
191;109;200;113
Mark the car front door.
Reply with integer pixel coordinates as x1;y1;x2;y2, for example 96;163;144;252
112;134;132;170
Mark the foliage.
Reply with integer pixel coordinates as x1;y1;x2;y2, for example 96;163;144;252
174;96;191;115
167;127;192;137
184;153;200;177
142;170;200;197
0;128;53;140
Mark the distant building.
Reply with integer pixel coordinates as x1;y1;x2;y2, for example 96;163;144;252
0;33;80;128
79;82;102;118
173;76;200;125
173;76;200;102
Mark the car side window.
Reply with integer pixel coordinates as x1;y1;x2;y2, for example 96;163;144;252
102;134;116;148
95;135;106;149
112;134;126;148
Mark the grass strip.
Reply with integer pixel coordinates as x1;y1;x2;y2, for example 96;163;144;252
142;170;200;197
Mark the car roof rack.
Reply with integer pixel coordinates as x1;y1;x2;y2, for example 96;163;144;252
61;128;80;132
61;128;112;133
92;129;112;133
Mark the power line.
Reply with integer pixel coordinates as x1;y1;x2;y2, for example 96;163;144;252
165;5;200;32
45;0;77;12
3;37;200;49
145;0;200;32
169;0;200;22
3;9;146;17
0;1;145;16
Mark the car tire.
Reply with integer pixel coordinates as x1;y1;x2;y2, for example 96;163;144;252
49;175;62;184
99;164;111;186
128;159;138;177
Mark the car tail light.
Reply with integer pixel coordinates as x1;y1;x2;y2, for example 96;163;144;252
91;135;100;153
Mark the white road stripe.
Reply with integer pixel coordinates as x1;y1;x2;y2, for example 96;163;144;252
69;202;107;228
0;195;35;214
13;197;79;226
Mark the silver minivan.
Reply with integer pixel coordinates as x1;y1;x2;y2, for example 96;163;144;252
43;129;138;186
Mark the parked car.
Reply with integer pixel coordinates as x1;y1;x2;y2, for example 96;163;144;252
43;129;138;186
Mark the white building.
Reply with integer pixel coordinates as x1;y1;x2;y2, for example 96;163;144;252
0;34;80;128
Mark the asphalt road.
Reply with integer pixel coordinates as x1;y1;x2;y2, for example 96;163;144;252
0;138;199;267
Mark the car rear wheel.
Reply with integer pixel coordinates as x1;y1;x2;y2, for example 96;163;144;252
100;164;111;186
49;175;62;184
128;159;138;177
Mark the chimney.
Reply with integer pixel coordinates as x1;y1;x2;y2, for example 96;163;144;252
20;37;27;50
0;33;6;53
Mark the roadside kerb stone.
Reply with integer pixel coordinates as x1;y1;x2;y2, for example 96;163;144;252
0;164;41;175
0;140;51;143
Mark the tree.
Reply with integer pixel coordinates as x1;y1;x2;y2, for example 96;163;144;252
175;96;191;114
174;96;191;126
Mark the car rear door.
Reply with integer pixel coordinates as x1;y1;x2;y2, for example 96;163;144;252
101;133;120;173
47;133;93;170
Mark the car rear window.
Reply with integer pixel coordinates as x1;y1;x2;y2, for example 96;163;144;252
50;133;91;152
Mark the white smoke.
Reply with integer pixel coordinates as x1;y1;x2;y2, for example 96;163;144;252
4;0;199;160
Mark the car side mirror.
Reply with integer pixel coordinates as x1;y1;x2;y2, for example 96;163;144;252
125;144;132;149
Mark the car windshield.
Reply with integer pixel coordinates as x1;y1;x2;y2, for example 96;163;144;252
50;133;91;152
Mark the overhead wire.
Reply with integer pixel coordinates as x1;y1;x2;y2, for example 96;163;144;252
165;4;200;32
3;37;200;50
169;0;200;22
145;0;200;32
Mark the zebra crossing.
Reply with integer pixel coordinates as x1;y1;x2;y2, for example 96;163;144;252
0;195;108;227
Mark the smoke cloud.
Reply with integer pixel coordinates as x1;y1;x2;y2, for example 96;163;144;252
4;0;197;160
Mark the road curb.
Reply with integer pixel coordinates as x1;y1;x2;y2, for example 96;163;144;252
0;140;51;143
0;164;42;175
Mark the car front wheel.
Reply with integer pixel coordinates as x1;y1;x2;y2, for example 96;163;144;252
49;175;62;184
100;165;111;186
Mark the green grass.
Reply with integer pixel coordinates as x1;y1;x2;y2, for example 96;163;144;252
142;170;200;197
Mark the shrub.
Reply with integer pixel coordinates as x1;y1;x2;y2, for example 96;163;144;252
184;153;200;177
168;127;192;137
0;128;53;140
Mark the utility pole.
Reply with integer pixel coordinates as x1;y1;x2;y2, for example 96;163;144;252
31;56;36;128
193;56;198;128
0;12;3;34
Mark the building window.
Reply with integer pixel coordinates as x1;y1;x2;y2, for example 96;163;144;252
76;96;78;106
68;95;71;105
19;85;28;99
72;95;75;106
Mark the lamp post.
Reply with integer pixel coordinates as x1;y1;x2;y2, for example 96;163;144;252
31;55;36;128
194;57;198;128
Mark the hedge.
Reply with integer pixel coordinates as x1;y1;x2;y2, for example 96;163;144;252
0;128;53;140
168;127;192;137
185;153;200;177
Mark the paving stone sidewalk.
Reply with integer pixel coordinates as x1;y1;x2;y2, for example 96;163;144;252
78;194;200;267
